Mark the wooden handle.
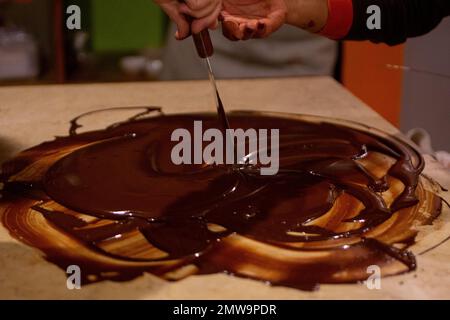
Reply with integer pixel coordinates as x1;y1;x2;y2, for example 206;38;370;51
192;30;214;58
178;0;214;58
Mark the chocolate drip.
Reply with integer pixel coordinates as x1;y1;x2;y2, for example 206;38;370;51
0;110;442;290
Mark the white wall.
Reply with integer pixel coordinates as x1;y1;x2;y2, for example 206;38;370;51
401;17;450;151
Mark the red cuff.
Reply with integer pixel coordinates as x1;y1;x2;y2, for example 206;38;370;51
318;0;353;40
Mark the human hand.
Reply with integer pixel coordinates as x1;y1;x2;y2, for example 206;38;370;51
219;0;287;40
154;0;221;40
219;0;328;41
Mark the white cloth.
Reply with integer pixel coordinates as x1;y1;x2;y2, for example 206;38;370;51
407;128;450;169
160;24;338;80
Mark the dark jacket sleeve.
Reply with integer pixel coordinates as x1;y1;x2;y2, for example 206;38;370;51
345;0;450;45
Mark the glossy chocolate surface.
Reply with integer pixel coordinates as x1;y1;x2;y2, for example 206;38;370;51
0;109;441;290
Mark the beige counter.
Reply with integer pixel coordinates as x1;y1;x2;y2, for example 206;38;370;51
0;77;449;299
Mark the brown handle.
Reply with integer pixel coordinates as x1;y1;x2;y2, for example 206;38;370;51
178;0;214;58
192;30;214;58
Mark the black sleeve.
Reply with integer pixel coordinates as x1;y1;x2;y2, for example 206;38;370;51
345;0;450;45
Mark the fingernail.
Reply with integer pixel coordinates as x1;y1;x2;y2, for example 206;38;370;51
242;27;254;40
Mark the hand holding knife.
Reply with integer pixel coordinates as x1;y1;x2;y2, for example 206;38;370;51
178;0;231;131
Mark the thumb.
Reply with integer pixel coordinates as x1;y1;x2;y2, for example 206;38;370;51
161;5;191;40
172;13;191;40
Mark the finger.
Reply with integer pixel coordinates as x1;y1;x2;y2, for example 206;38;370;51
242;26;256;41
245;19;259;31
239;19;258;40
235;22;246;40
174;16;192;40
253;21;267;38
191;4;221;33
209;19;219;30
222;20;239;41
160;4;191;40
179;2;217;19
184;0;214;13
257;11;285;38
220;11;250;24
222;18;245;40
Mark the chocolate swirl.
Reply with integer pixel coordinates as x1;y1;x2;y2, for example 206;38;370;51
0;109;442;290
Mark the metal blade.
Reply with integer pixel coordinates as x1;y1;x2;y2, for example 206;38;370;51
199;36;231;131
386;64;450;79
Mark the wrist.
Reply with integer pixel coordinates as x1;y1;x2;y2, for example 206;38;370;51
285;0;328;33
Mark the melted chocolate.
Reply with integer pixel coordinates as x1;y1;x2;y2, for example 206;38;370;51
0;109;442;290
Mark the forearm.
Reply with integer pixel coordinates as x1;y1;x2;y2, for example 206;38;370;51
285;0;450;45
285;0;329;33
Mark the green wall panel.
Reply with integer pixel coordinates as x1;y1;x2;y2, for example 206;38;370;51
91;0;165;52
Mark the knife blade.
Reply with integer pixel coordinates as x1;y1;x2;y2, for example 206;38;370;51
177;0;230;131
196;33;231;132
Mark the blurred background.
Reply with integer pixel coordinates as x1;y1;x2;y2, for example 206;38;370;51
0;0;448;151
